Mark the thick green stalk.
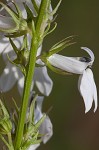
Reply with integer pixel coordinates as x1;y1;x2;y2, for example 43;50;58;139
14;35;38;150
14;0;50;149
36;0;50;38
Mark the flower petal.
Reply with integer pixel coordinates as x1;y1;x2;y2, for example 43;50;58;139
93;82;98;112
17;72;35;95
0;36;9;54
81;47;95;63
34;96;53;144
48;54;89;74
0;15;16;30
7;0;39;19
0;62;19;92
39;116;53;144
34;66;53;96
78;68;97;113
36;45;42;57
28;144;40;150
0;35;23;62
34;96;44;123
36;96;44;110
34;105;43;124
6;0;33;19
17;75;24;95
93;74;98;112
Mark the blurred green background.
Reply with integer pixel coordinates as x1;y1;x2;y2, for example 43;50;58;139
1;0;99;150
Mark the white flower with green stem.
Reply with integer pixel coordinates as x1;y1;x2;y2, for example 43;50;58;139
0;0;53;96
0;0;98;150
0;0;61;149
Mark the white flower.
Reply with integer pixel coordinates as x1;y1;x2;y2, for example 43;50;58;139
47;47;98;113
0;0;53;96
28;96;53;150
0;0;52;31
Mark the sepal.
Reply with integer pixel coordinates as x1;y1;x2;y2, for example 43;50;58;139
50;0;62;16
21;95;46;149
39;35;75;60
23;2;35;22
31;0;39;14
48;36;76;56
0;100;12;135
43;22;57;38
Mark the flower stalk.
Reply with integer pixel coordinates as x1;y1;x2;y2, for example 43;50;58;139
14;0;51;149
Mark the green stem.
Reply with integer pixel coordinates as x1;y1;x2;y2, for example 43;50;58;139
14;36;38;150
14;0;50;149
36;0;50;39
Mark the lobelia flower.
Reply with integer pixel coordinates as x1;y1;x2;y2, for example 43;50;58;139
0;0;53;96
28;96;53;150
47;47;98;113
